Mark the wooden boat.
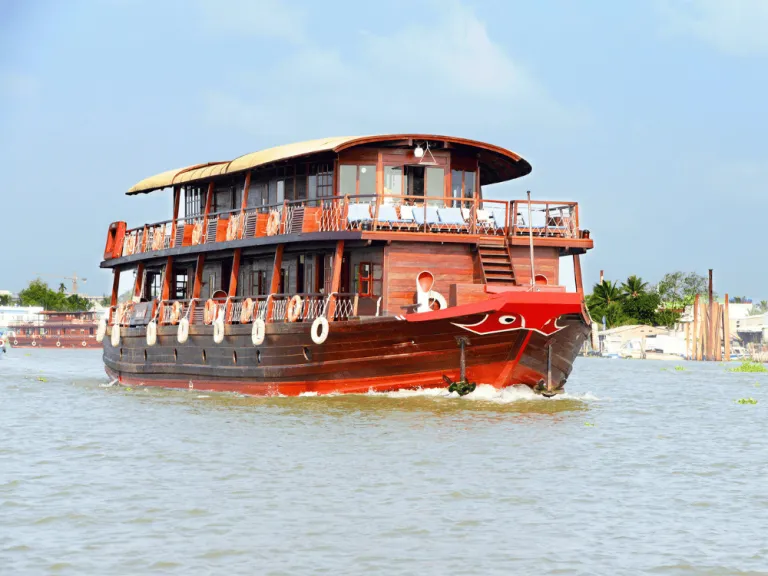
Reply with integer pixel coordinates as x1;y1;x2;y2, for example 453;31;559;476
8;310;101;349
99;135;594;396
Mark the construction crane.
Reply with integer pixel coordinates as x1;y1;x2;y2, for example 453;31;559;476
34;273;87;295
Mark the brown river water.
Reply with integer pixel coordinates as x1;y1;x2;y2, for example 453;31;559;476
1;348;767;575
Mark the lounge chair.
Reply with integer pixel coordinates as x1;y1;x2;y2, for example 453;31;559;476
437;207;466;232
413;205;440;231
347;203;372;230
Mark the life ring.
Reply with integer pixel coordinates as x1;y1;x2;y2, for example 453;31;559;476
170;301;183;325
203;299;217;325
81;341;87;347
428;291;448;311
146;320;157;346
13;340;18;346
286;295;303;322
96;318;107;342
213;318;225;344
111;325;121;347
251;318;265;346
31;341;37;347
56;341;61;347
266;210;280;236
311;317;329;345
177;318;189;343
240;298;254;324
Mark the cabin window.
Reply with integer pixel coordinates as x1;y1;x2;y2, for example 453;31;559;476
174;272;189;300
426;167;444;200
248;177;270;208
383;166;403;197
143;271;163;301
308;163;334;199
357;262;373;297
339;165;376;198
450;170;477;205
184;186;206;218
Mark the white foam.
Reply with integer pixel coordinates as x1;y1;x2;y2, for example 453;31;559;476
298;391;318;397
367;384;598;404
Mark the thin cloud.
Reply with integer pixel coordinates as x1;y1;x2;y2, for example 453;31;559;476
657;0;768;56
197;0;306;43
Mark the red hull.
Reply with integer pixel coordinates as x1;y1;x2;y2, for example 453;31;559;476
102;291;589;396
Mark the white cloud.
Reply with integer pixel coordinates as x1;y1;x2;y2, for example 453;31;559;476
658;0;768;56
198;0;306;43
202;0;576;140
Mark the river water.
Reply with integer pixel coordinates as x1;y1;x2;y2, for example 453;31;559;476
1;349;767;575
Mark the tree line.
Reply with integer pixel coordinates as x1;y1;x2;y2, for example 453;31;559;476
587;271;708;329
12;279;94;311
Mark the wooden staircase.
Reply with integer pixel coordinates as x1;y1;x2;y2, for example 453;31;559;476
477;242;516;284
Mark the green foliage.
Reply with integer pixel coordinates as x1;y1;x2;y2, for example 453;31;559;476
0;294;11;306
654;309;681;328
621;275;649;299
17;279;93;312
748;300;768;315
99;295;111;306
656;271;711;308
736;398;758;405
728;361;768;373
674;366;686;371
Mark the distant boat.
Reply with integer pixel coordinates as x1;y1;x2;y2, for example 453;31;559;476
7;310;101;349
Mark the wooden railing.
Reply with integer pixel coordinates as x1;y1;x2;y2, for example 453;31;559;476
110;195;586;259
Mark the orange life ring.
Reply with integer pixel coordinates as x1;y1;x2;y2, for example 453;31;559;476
204;299;217;325
285;295;303;323
240;298;254;324
170;301;183;325
267;210;280;236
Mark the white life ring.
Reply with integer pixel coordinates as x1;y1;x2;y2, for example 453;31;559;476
56;341;61;348
146;320;157;346
251;318;265;346
13;339;18;346
177;318;189;344
111;325;121;347
96;318;107;342
213;316;225;344
31;341;37;347
311;317;329;345
429;291;447;311
81;341;87;347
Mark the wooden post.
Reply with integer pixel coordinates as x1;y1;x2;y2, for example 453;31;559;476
109;268;120;323
724;294;731;362
714;303;722;361
227;248;241;322
140;225;148;253
707;269;714;361
133;263;145;300
599;270;604;284
685;322;690;360
326;240;345;319
266;244;284;322
158;256;173;325
573;253;584;296
171;186;181;246
189;254;205;321
692;294;699;361
238;172;251;239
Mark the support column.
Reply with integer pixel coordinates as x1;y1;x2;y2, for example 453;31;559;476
227;248;242;322
133;263;145;300
171;186;181;246
159;256;173;325
266;244;284;322
707;269;714;361
573;253;584;296
693;294;701;361
326;240;345;319
202;181;214;242
109;268;120;323
190;254;205;321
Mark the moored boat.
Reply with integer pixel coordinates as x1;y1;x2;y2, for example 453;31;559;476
8;311;101;349
100;134;594;396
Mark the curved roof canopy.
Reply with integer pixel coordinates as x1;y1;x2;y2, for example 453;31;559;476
126;134;531;195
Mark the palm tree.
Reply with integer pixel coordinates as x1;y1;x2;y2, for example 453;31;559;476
587;280;624;309
621;275;648;299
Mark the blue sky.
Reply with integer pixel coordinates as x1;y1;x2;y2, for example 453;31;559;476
1;0;766;298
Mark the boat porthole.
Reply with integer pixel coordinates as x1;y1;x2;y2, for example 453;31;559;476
303;346;312;361
173;349;178;362
256;349;262;364
232;351;238;365
143;349;148;362
202;350;207;363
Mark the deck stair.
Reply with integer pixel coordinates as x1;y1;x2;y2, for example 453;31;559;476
477;241;516;284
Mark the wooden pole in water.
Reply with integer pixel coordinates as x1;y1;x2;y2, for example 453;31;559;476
715;302;723;361
708;269;714;361
685;322;690;360
693;294;700;361
724;295;731;362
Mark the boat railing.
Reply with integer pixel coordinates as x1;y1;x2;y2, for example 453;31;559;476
327;293;382;321
510;200;581;238
227;296;269;324
266;293;327;323
108;196;588;260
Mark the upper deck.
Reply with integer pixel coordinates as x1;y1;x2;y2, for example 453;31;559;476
102;134;592;267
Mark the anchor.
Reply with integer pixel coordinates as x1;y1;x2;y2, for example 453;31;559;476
443;336;476;396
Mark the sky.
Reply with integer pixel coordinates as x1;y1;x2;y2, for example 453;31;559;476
1;0;766;299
